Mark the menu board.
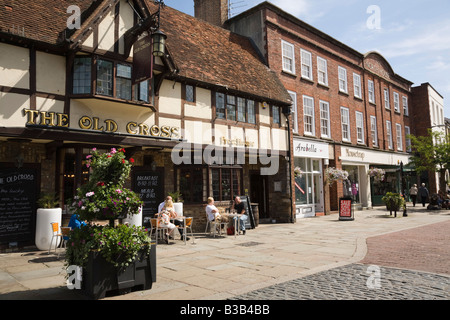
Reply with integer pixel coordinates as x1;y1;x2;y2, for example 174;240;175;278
132;169;164;220
237;195;255;229
0;168;38;244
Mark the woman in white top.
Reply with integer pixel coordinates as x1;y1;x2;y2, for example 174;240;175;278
157;199;176;242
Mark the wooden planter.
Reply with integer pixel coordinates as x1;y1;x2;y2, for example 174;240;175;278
81;244;156;299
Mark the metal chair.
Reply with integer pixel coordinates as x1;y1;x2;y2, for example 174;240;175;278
49;222;62;255
60;227;71;249
205;212;227;238
150;218;169;244
178;217;194;244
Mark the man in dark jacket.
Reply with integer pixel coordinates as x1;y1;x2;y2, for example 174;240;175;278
418;183;429;207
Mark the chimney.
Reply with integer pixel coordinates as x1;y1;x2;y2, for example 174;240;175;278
194;0;229;27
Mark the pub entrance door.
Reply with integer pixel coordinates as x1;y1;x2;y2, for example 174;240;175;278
250;172;268;219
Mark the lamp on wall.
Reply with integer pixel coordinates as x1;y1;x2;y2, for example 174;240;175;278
152;29;167;57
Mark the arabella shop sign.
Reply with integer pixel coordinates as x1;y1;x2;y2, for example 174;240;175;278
293;138;329;159
22;108;180;139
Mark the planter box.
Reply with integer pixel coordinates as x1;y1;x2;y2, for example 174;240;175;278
81;244;156;299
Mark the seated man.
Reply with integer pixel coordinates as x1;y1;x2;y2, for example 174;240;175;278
205;197;229;227
232;196;248;235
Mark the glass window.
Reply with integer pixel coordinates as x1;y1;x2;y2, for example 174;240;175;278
384;88;390;109
356;111;364;143
341;107;350;142
386;120;393;149
273;105;280;124
116;64;132;100
248;100;256;124
179;167;203;203
73;57;91;94
301;49;313;80
303;96;314;135
317;57;328;85
96;59;113;96
211;168;242;201
237;97;246;122
186;85;194;103
368;80;375;103
396;123;403;151
288;91;298;133
282;40;295;74
403;96;409;116
405;126;411;152
227;95;236;121
393;92;400;112
136;80;149;102
353;73;362;98
338;66;348;93
216;93;225;119
370;116;378;146
320;100;330;138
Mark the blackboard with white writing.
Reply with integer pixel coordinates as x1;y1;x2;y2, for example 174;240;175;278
0;168;38;244
132;169;164;221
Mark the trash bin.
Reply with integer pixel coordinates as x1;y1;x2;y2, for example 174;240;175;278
339;197;354;221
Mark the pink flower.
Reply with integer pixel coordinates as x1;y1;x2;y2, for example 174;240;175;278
92;148;97;151
86;191;95;197
116;189;122;194
110;148;117;154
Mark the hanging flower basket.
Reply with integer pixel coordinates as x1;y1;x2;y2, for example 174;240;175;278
368;167;385;183
294;167;303;178
325;167;349;185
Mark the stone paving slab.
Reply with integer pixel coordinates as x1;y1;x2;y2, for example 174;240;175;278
0;205;449;300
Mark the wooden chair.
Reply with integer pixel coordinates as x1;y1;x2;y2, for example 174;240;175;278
48;222;62;255
150;218;169;244
205;212;227;238
178;217;194;244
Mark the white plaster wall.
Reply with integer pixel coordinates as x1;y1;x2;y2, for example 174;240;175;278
185;87;211;119
0;92;30;126
36;52;66;95
159;81;181;115
0;43;29;89
97;10;115;52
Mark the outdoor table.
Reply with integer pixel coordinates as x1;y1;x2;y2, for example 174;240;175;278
170;216;187;243
226;213;243;238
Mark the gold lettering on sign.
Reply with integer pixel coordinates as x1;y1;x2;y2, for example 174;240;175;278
23;109;68;127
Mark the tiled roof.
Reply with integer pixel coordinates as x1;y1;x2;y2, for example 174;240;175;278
0;0;292;105
148;2;292;105
0;0;96;45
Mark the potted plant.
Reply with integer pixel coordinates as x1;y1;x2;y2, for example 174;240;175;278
64;148;155;299
35;193;62;251
381;192;405;217
325;167;349;185
294;167;303;178
368;167;385;183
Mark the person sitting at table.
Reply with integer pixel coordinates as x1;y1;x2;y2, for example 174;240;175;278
158;195;172;213
156;207;176;243
205;197;229;230
163;199;189;241
232;196;248;235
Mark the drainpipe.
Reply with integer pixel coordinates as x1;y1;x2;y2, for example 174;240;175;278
283;104;295;223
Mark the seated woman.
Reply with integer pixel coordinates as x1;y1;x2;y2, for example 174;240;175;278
156;201;176;243
163;199;189;241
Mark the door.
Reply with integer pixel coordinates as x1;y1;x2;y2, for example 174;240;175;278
250;172;268;219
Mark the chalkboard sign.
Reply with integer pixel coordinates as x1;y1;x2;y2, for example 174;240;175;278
132;168;164;222
237;195;256;229
0;168;39;245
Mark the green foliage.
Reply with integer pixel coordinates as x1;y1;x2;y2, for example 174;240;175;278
37;193;59;208
381;192;405;211
409;129;450;192
65;224;151;270
65;147;149;271
168;190;183;202
70;148;143;221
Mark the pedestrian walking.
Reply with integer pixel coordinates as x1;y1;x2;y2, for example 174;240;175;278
418;183;429;207
409;184;418;207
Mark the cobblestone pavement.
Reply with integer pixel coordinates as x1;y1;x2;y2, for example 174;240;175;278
231;219;450;300
229;263;450;300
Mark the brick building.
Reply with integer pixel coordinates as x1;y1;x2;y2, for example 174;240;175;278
411;83;446;193
196;0;416;214
0;0;292;250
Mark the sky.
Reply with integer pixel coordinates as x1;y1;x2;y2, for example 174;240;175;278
166;0;449;118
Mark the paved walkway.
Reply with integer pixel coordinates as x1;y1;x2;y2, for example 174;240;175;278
0;205;449;300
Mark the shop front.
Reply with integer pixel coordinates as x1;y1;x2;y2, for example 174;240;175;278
293;138;329;218
340;146;410;208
